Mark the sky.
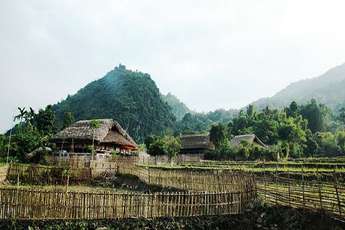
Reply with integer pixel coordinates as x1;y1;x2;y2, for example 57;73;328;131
1;0;345;132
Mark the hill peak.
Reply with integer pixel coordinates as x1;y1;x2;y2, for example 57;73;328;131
251;63;345;111
52;65;175;142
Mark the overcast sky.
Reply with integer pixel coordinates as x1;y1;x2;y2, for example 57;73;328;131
1;0;345;132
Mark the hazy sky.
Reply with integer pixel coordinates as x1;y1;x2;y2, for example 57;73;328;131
1;0;345;132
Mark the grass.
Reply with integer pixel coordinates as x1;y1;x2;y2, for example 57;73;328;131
0;184;132;193
138;157;345;174
138;162;345;173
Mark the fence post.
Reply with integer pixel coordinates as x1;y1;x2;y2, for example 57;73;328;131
17;169;20;187
148;167;151;184
317;166;323;212
275;162;278;206
217;170;221;192
263;169;267;203
333;167;342;217
288;170;291;207
302;163;305;210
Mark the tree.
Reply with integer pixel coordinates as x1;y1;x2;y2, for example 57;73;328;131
144;135;157;150
339;107;345;125
336;130;345;154
34;105;56;136
316;132;339;155
304;131;319;157
0;135;7;157
246;104;256;118
286;101;299;117
300;99;328;133
147;135;181;162
162;136;181;162
63;112;74;128
209;124;228;149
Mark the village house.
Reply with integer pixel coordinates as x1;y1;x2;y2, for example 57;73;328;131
180;134;215;154
230;134;267;148
51;119;138;157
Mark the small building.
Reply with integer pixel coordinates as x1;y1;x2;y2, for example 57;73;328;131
230;134;267;148
180;134;215;154
51;119;138;156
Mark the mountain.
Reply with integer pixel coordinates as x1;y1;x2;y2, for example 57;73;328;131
252;63;345;111
161;93;193;120
52;64;176;142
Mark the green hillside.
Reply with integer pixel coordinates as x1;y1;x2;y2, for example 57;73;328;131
252;63;345;112
52;65;176;142
161;93;192;120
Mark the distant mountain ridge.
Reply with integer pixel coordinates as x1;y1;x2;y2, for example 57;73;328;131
161;93;193;120
252;63;345;111
50;62;345;142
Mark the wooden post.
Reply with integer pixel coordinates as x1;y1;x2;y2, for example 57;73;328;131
65;171;70;193
317;166;323;212
333;168;342;217
16;170;20;187
264;169;267;202
302;164;305;210
288;171;291;207
275;162;278;205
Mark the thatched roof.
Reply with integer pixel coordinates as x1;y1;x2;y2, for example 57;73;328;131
181;134;215;150
52;119;137;148
231;134;267;147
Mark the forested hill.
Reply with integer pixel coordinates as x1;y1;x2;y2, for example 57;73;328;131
252;63;345;112
161;93;193;120
52;65;176;142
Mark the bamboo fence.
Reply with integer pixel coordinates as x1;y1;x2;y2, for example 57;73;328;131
7;164;91;184
5;158;345;220
0;188;255;220
257;167;345;220
91;160;256;192
0;160;257;220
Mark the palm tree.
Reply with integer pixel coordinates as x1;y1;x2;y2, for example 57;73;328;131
14;107;27;123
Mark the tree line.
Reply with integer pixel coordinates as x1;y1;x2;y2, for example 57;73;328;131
206;99;345;160
1;99;345;162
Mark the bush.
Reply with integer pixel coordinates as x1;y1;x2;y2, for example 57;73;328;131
146;135;181;160
205;141;279;161
316;132;340;156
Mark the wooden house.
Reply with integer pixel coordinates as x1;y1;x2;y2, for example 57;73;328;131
51;119;138;156
230;134;267;148
180;134;215;154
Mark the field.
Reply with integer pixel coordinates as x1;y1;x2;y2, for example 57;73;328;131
139;157;345;219
0;157;344;227
141;157;345;173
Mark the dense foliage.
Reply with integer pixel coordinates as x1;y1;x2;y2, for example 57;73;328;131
52;65;176;142
206;101;345;160
175;109;237;135
1;106;57;162
145;135;181;159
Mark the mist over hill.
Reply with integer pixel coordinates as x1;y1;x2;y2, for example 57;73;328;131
161;93;193;121
52;65;176;142
252;63;345;112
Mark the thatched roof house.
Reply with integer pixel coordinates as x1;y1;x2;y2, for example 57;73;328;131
231;134;267;148
180;134;215;154
52;119;137;153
